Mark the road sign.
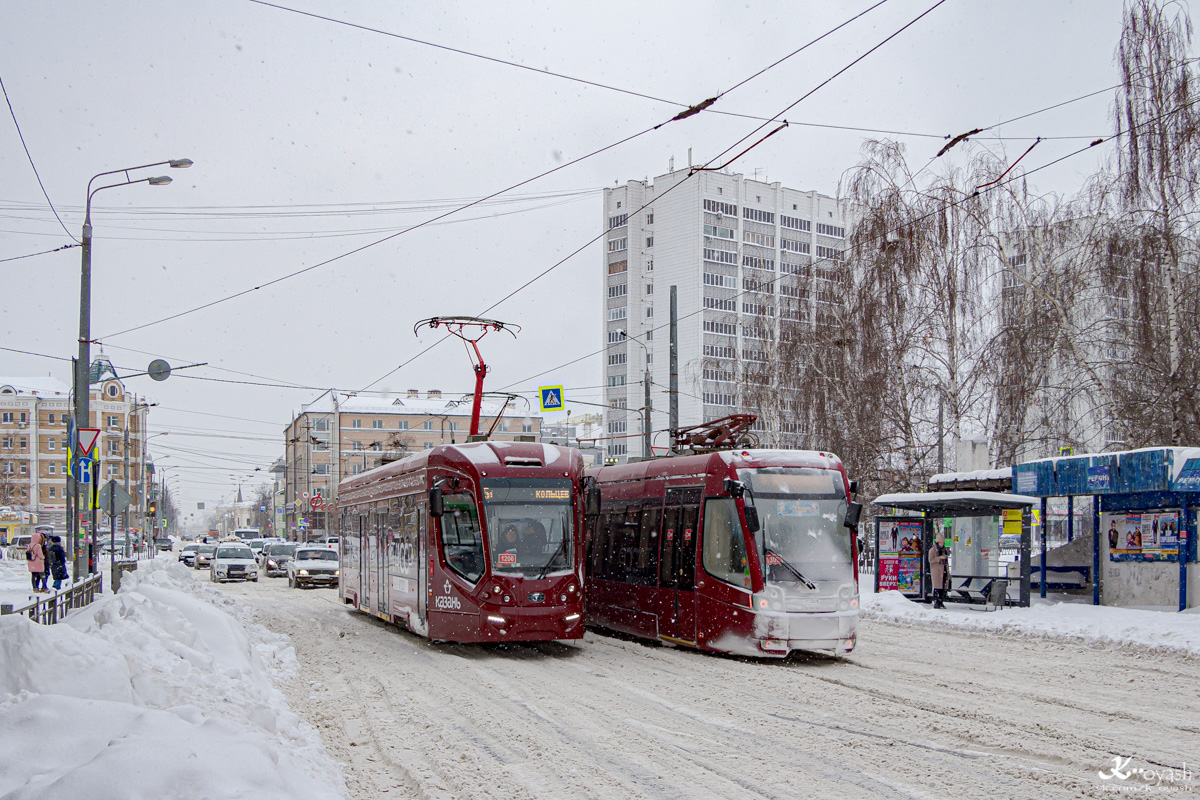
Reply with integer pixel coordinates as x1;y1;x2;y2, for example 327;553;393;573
74;457;93;485
98;480;134;515
76;427;101;455
539;385;565;412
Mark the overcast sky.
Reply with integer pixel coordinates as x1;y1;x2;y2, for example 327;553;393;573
0;0;1161;513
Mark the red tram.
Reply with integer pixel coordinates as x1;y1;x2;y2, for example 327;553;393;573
584;449;862;657
337;441;587;643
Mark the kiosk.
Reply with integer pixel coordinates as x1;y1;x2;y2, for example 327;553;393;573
1013;448;1200;611
872;491;1036;607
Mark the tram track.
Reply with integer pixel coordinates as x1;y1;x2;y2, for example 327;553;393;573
211;575;1200;799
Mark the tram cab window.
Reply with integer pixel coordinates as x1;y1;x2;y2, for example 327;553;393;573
702;497;750;588
483;479;574;577
440;491;484;583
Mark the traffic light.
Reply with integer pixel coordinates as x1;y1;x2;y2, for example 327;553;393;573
149;502;156;515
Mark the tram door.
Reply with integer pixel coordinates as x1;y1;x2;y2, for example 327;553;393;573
367;509;379;614
659;486;701;643
377;518;390;619
416;503;427;623
358;512;369;609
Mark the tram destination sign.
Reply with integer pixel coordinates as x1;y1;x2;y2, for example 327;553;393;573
482;479;572;503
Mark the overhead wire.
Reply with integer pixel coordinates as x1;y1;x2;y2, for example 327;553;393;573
97;0;902;344
0;242;78;264
0;72;78;243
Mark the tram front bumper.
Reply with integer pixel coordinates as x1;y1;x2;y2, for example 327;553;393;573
478;603;585;641
755;610;858;655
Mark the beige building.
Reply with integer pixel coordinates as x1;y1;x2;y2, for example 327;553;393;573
0;363;151;532
282;390;541;539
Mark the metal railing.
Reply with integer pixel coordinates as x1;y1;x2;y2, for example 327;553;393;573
0;572;104;624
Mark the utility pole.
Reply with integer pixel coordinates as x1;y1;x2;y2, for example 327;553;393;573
669;285;678;447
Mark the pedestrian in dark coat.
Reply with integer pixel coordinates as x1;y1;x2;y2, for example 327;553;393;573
929;535;950;609
47;536;69;591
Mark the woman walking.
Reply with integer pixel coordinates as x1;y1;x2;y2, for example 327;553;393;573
25;528;47;593
47;536;69;591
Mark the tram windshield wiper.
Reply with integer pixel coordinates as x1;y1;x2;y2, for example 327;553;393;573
765;548;817;590
538;536;567;579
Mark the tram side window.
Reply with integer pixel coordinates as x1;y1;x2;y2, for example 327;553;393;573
440;491;484;583
702;498;750;588
631;499;661;585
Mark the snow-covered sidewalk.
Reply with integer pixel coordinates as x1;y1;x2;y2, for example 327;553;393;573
863;588;1200;656
0;558;344;799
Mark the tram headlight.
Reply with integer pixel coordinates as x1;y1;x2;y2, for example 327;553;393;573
560;594;567;602
502;595;511;604
487;615;506;626
563;613;581;623
567;584;577;593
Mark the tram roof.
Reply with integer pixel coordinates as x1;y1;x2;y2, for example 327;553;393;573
592;449;845;483
871;491;1038;516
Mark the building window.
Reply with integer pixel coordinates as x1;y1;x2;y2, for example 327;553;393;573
424;442;434;449
703;392;736;406
47;413;56;425
1;413;11;423
522;422;532;433
608;213;628;229
313;419;329;432
781;215;810;232
608;307;627;321
497;422;508;432
372;420;383;429
703;248;738;265
703;297;736;311
645;236;654;248
106;415;120;429
49;487;56;499
608;283;628;298
398;420;408;430
49;463;56;475
352;464;362;475
607;260;628;275
608;421;628;433
816;222;845;238
18;437;26;450
816;245;844;262
371;442;382;451
423;421;434;431
703;199;737;216
646;306;653;318
19;462;27;475
313;439;329;451
743;255;775;271
607;375;626;387
313;464;330;475
646;283;654;295
743;207;775;224
703;320;737;336
610;444;627;456
352;419;362;428
743;230;775;248
607;237;627;253
608;353;627;366
608;330;624;343
0;436;9;449
646;213;654;224
646;259;653;272
704;272;738;289
108;440;121;455
48;439;55;451
703;224;735;240
60;437;68;449
781;238;810;255
353;440;362;450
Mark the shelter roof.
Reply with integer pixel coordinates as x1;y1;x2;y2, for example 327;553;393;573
872;490;1038;516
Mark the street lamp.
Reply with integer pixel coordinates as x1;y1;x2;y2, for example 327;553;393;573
618;330;652;459
72;158;192;578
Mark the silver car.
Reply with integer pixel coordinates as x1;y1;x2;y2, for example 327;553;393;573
210;543;259;583
287;546;339;589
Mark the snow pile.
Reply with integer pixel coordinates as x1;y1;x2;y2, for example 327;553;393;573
863;589;1200;656
0;557;343;799
0;554;35;609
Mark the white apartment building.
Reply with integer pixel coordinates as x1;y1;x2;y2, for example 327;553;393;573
602;168;847;460
0;367;151;530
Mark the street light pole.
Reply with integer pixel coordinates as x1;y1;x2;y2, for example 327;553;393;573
72;158;191;580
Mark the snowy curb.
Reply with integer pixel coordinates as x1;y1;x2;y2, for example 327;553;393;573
862;589;1200;658
0;556;345;799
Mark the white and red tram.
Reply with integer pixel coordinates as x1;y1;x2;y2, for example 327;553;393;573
337;441;587;643
584;449;862;657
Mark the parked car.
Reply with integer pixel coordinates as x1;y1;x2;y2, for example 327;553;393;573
288;546;339;589
210;542;259;583
193;544;217;569
179;542;200;565
261;542;298;577
155;537;173;552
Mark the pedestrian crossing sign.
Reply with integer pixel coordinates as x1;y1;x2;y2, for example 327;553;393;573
539;385;565;412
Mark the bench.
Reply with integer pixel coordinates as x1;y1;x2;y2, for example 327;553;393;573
949;576;1009;611
1029;565;1091;590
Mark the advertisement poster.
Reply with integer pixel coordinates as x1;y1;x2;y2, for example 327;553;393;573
1104;511;1181;561
876;519;900;591
878;518;925;595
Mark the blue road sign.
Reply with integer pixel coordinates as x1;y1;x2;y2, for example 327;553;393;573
74;456;93;485
539;385;565;412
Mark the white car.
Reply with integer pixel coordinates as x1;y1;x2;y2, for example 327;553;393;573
287;546;339;589
210;543;259;583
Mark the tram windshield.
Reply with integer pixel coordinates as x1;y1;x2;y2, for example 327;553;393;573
482;479;574;577
738;467;854;589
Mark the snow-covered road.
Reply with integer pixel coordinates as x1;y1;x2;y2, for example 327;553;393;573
211;573;1200;799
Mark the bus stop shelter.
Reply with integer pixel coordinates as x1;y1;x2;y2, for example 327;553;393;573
871;491;1037;607
1013;447;1200;611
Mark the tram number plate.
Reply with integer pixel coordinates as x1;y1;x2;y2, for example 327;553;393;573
434;595;462;610
498;552;516;565
766;552;782;566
